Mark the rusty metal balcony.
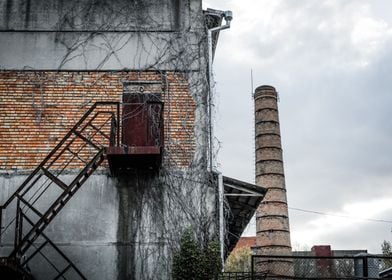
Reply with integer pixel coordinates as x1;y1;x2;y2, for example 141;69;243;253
106;92;164;175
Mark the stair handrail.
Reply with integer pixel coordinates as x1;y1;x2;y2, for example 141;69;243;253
0;101;120;216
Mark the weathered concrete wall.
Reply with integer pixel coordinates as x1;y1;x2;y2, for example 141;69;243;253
0;171;217;279
1;0;181;31
0;0;205;70
0;32;204;70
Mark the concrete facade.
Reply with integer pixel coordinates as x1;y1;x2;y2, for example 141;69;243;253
0;0;222;279
0;0;204;71
0;171;217;279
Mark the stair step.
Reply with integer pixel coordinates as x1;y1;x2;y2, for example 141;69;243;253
16;195;44;218
41;168;68;191
73;131;100;150
88;123;110;140
65;147;88;164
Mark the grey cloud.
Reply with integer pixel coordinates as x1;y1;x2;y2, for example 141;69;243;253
212;0;392;251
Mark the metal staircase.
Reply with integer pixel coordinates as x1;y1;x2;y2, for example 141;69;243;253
0;102;120;279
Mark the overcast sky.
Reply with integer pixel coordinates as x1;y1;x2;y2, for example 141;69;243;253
205;0;392;253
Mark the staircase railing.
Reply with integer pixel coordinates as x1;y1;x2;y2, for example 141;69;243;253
0;101;120;279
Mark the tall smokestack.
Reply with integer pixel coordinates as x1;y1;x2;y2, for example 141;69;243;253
254;85;292;259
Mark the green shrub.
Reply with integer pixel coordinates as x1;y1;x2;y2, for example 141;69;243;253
172;229;221;280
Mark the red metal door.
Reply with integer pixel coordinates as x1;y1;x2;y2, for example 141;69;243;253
122;83;163;149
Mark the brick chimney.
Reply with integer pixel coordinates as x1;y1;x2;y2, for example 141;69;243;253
254;85;293;274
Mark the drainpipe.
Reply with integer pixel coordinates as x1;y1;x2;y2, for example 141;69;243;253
207;10;233;172
206;10;233;271
218;172;224;270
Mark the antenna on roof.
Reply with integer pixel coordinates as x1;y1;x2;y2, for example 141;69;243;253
250;68;254;97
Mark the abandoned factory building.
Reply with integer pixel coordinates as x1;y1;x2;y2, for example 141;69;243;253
0;0;268;279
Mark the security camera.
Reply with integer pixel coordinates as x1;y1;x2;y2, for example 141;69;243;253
223;10;233;23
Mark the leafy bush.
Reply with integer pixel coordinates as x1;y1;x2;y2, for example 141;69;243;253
224;247;252;272
172;229;221;280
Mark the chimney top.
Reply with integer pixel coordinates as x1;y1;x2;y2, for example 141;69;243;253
254;85;277;99
255;85;275;91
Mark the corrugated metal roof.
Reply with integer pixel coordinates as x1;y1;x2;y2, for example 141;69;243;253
223;176;266;255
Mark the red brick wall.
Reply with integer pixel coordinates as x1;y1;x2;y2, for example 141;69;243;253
0;71;196;170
